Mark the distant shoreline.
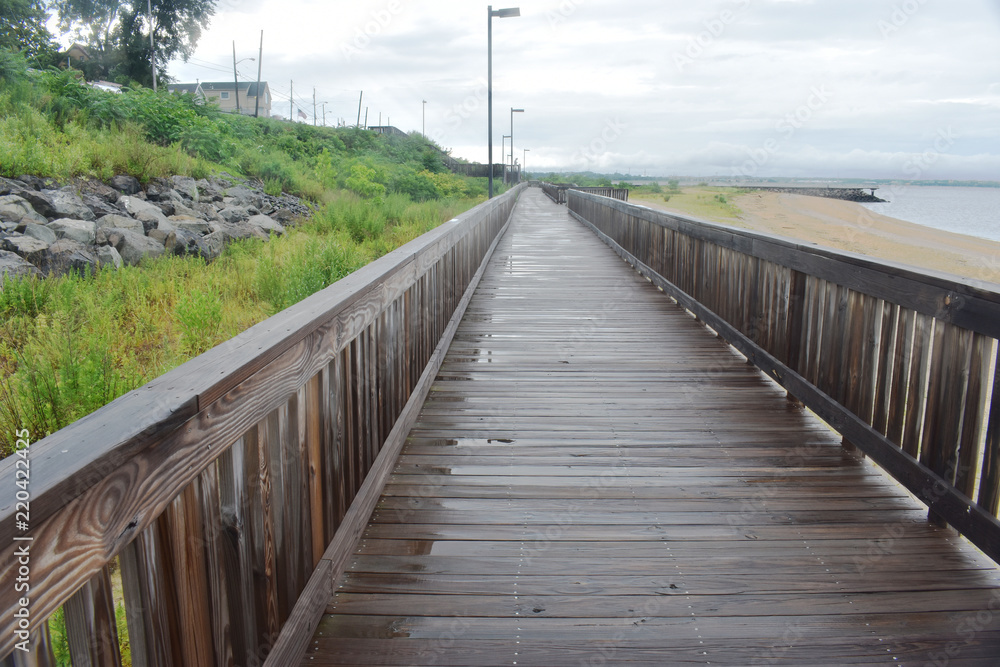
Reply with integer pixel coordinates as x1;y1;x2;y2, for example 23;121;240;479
632;189;1000;286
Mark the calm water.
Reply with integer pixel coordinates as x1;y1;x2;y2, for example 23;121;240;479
860;185;1000;243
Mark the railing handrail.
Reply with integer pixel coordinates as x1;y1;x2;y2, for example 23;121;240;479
0;184;526;662
568;189;1000;564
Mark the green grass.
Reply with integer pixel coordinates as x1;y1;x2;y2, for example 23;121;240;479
632;186;747;222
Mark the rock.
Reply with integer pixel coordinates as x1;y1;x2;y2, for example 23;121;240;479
194;230;226;260
105;228;165;266
80;193;120;220
2;235;49;265
21;223;57;244
18;190;56;218
45;189;95;221
169;201;205;219
96;245;122;269
0;177;26;196
196;179;225;202
225;185;263;209
0;195;48;226
110;174;141;195
95;214;144;234
147;228;171;245
246;214;285;236
41;239;98;277
219;205;249;223
48;218;97;245
144;179;174;201
79;179;120;204
168;215;212;234
164;228;201;256
16;175;51;191
194;202;224;223
120;196;169;231
271;209;301;225
171;176;199;201
0;249;41;280
155;200;176;217
219;221;268;242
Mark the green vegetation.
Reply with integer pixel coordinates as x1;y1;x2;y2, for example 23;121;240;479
0;49;488;456
632;186;747;222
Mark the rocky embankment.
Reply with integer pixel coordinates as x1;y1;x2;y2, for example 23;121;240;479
0;173;312;280
739;186;886;203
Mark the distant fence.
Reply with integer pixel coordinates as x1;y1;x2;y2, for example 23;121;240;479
0;184;527;665
542;182;629;204
568;189;1000;565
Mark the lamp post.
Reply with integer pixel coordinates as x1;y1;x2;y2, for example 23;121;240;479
488;6;520;198
422;99;427;137
523;148;529;180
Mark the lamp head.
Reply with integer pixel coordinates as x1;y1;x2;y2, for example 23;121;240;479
491;7;520;18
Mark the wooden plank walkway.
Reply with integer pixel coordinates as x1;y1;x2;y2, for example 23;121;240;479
302;188;1000;665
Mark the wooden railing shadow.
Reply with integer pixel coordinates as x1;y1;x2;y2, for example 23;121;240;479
0;184;526;666
568;189;1000;564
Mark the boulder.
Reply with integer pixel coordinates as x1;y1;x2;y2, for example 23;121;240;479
41;239;98;277
219;205;249;223
196;178;225;202
2;235;49;265
45;189;95;221
144;179;174;201
271;209;301;225
105;228;165;266
120;196;169;232
0;177;26;196
16;175;51;191
0;195;48;226
194;231;226;261
147;228;171;245
171;176;199;201
194;202;224;222
170;201;203;219
110;174;141;195
22;223;57;244
18;190;57;218
96;245;122;269
246;214;285;236
95;214;144;234
225;185;263;209
219;221;268;242
48;218;97;245
168;215;212;235
164;228;201;256
79;179;120;204
0;249;41;280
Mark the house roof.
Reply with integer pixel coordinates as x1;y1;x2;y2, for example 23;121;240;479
65;43;91;60
167;83;203;95
198;81;270;97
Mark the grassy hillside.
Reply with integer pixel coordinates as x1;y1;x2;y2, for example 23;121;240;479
0;49;496;456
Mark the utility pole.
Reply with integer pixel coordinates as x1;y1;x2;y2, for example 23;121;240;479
254;30;263;117
232;41;240;114
147;0;157;91
363;107;368;129
422;99;427;136
356;91;363;127
313;88;317;126
322;102;326;126
289;80;293;121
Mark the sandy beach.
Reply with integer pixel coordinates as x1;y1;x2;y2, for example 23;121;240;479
633;191;1000;286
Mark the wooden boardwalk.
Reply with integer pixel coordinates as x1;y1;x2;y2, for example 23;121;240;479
302;189;1000;665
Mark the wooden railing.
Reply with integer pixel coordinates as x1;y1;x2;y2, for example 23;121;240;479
568;189;1000;563
0;184;526;665
542;182;630;205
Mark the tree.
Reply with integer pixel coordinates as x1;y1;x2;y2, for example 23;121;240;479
54;0;215;85
0;0;58;64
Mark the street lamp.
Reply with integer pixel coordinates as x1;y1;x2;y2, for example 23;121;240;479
510;107;524;184
422;99;427;137
488;6;520;198
523;148;530;180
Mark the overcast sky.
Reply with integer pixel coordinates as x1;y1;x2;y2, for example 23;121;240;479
165;0;1000;180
